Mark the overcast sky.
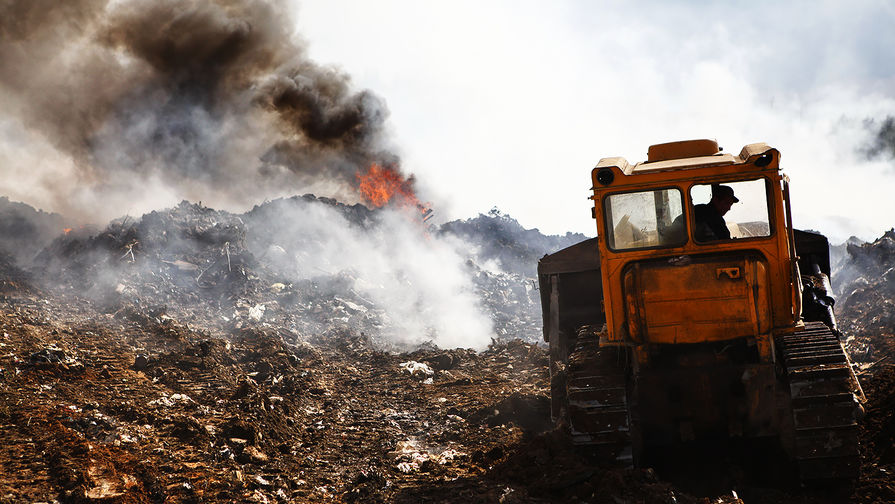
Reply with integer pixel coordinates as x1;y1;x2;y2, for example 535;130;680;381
291;0;895;243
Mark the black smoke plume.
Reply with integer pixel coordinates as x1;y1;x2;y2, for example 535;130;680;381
863;116;895;161
0;0;400;220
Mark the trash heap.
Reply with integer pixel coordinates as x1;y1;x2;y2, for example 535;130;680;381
438;208;588;278
0;252;32;294
34;200;259;324
0;196;69;265
25;198;400;350
16;197;580;350
438;208;589;343
833;229;895;365
831;231;895;501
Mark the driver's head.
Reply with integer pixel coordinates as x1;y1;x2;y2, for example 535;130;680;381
710;184;739;216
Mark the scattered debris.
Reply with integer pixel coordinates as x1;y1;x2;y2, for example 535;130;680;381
399;361;434;377
29;346;75;365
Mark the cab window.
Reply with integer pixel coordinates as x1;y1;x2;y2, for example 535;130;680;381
690;179;771;242
605;188;686;250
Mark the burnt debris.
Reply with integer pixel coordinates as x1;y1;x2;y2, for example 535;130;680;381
13;196;567;349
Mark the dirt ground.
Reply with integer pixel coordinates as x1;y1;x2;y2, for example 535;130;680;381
0;279;892;503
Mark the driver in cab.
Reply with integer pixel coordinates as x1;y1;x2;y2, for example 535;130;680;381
694;184;738;241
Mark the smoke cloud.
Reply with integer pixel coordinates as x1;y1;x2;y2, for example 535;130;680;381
0;0;400;222
1;0;501;350
247;199;495;350
863;116;895;161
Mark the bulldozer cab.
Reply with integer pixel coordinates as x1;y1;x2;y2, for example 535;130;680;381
591;140;799;357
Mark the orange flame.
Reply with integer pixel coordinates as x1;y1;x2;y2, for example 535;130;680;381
356;163;434;225
356;163;420;208
63;228;72;235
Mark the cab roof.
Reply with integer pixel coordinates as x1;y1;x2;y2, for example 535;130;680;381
595;141;777;176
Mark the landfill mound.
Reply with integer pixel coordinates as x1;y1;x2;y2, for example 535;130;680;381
834;230;895;365
831;230;895;503
26;196;547;346
0;196;69;265
438;209;587;341
0;198;892;502
0;252;33;294
438;208;588;278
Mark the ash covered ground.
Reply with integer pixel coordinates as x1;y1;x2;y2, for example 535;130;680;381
0;196;892;503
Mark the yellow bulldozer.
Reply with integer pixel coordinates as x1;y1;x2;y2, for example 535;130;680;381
538;139;865;480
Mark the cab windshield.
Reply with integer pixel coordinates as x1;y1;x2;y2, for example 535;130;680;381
604;188;686;250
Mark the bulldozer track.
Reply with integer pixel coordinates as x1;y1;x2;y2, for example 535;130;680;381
777;321;862;480
565;327;633;467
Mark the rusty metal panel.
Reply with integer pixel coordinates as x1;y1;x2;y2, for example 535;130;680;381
647;139;720;162
625;255;771;343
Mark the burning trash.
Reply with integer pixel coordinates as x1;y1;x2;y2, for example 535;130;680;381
356;163;433;221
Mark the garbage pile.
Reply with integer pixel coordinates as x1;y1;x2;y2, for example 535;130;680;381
833;229;895;365
18;197;575;349
463;259;540;341
0;252;32;294
438;208;589;343
0;196;69;265
438;208;588;278
829;231;895;503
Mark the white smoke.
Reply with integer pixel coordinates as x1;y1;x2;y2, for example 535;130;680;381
261;201;494;350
